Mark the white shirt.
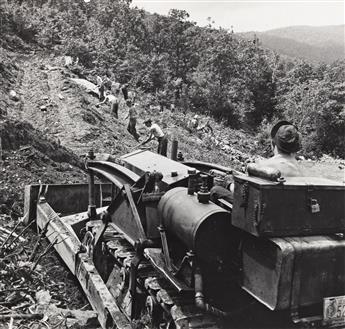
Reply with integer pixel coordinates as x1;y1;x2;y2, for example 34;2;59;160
149;123;164;139
106;95;118;104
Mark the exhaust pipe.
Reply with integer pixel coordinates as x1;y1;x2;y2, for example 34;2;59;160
194;265;228;317
171;138;178;161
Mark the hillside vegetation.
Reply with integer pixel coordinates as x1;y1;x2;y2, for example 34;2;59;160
0;0;344;158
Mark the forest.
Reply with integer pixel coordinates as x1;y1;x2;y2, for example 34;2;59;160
1;0;344;158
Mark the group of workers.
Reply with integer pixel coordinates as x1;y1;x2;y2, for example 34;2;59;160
96;77;168;156
95;78;304;198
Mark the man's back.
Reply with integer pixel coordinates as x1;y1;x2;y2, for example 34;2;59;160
149;123;164;139
257;153;303;177
128;105;137;119
107;94;118;104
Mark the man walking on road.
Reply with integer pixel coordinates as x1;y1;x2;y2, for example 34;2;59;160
141;119;168;156
96;76;105;101
125;100;140;141
121;83;129;100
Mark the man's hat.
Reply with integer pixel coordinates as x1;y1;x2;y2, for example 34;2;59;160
144;118;152;124
271;120;300;153
270;120;294;138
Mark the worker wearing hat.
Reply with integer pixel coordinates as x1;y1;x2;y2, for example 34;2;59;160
192;114;199;129
141;119;168;156
258;120;303;177
210;120;303;204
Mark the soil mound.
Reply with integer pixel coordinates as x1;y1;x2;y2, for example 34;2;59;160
0;119;87;216
0;119;83;168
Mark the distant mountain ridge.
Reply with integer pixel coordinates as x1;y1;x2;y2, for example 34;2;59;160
240;25;344;63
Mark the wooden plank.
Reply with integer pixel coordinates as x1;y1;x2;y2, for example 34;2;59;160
77;254;131;329
36;202;81;274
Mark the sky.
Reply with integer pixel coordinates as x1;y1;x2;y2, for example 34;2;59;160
131;0;345;32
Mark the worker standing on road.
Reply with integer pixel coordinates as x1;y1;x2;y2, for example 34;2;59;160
141;119;168;156
191;114;199;129
97;77;105;101
112;81;121;94
96;91;119;119
125;100;140;141
121;83;129;100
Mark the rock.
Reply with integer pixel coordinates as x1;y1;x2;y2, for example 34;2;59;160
64;56;73;67
34;289;52;314
61;85;70;91
47;65;60;71
9;90;19;101
36;289;52;305
95;153;114;162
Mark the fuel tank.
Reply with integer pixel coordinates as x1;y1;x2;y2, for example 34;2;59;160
242;235;345;310
158;187;231;265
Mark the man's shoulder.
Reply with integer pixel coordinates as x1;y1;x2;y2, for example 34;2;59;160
257;154;302;177
259;155;282;165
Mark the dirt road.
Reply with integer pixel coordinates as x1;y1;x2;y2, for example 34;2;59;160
7;53;138;157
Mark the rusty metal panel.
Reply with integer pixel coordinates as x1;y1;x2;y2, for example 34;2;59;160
87;161;140;187
287;236;345;309
242;235;345;310
232;175;345;237
241;237;294;310
121;150;195;187
108;186;146;246
24;183;112;224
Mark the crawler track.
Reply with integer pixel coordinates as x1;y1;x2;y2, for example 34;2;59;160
101;226;221;329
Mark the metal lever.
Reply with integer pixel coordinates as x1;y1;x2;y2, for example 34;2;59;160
158;225;172;271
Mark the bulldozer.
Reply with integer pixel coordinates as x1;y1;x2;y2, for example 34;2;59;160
24;147;345;329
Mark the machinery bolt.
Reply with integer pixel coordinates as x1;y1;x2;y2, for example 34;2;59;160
187;250;195;258
197;174;210;203
177;151;184;161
